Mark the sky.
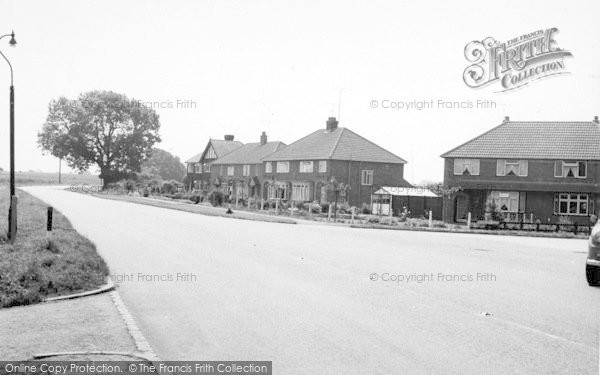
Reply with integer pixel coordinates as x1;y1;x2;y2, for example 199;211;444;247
0;0;599;184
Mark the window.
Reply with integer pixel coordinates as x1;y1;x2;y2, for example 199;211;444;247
194;164;202;173
299;161;313;173
292;182;311;201
319;161;327;173
554;193;590;215
276;162;290;173
268;182;289;200
187;163;195;173
243;164;251;177
496;160;528;176
203;163;211;173
235;181;249;198
488;191;520;212
555;161;586;178
227;166;234;176
361;170;373;186
265;162;272;173
453;159;480;175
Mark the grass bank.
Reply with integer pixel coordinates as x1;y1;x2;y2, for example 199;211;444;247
0;187;109;308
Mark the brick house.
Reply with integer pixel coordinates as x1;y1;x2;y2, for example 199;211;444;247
210;132;285;201
184;135;242;192
441;116;600;224
261;117;411;207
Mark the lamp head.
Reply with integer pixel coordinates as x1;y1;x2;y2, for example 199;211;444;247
9;31;16;47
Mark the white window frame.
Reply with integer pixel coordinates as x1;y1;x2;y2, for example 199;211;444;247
488;191;520;212
268;182;289;200
318;160;327;173
299;161;313;173
187;163;195;173
361;170;373;186
265;162;272;173
554;160;586;178
243;164;251;177
276;161;290;173
554;193;589;216
203;163;211;173
496;160;528;176
453;159;480;176
292;182;311;201
227;166;234;176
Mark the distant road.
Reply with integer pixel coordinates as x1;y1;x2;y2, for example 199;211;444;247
23;186;600;374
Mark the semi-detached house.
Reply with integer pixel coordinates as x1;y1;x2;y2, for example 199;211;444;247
441;116;600;224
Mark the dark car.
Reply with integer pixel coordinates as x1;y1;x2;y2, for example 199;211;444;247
587;221;600;286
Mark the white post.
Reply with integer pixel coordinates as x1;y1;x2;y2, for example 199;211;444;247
290;202;294;217
260;199;264;211
275;199;279;212
428;210;433;228
530;213;533;223
467;212;472;229
389;193;393;219
351;207;355;224
328;203;332;221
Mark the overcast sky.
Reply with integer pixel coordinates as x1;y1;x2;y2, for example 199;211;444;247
0;0;599;183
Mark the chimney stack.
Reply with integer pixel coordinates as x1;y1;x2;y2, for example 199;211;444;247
504;116;510;122
224;135;235;141
326;117;339;131
260;131;267;145
594;116;599;124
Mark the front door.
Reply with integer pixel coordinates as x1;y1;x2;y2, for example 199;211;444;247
455;195;467;222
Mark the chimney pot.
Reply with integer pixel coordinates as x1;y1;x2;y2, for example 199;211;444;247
504;116;510;122
326;117;339;131
594;116;599;124
260;131;267;145
224;135;234;141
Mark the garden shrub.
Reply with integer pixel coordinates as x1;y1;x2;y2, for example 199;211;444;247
208;190;225;207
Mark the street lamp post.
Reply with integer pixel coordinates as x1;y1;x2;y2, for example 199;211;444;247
0;31;17;242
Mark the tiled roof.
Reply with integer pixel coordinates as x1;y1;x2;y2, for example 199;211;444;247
441;120;600;159
212;142;286;165
185;152;203;164
185;139;243;163
264;127;406;164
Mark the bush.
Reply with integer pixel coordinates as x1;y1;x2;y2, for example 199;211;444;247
161;181;174;194
361;203;371;215
321;203;330;214
190;194;201;204
337;202;351;214
208;190;225;207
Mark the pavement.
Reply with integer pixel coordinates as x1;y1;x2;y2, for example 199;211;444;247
0;293;136;360
16;185;600;374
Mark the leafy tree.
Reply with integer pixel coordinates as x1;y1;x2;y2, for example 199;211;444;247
38;90;161;187
141;148;186;182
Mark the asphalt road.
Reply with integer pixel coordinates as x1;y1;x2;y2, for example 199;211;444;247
23;186;600;374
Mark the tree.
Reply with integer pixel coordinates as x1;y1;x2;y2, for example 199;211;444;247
38;90;161;187
141;148;186;182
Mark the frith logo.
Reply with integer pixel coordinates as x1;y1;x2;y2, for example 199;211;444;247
463;28;572;92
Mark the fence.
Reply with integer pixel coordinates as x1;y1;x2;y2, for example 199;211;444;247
477;220;592;235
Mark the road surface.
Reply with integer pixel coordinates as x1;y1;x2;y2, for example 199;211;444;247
22;186;600;374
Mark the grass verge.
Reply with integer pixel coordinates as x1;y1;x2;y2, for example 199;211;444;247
0;187;109;308
86;192;297;225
